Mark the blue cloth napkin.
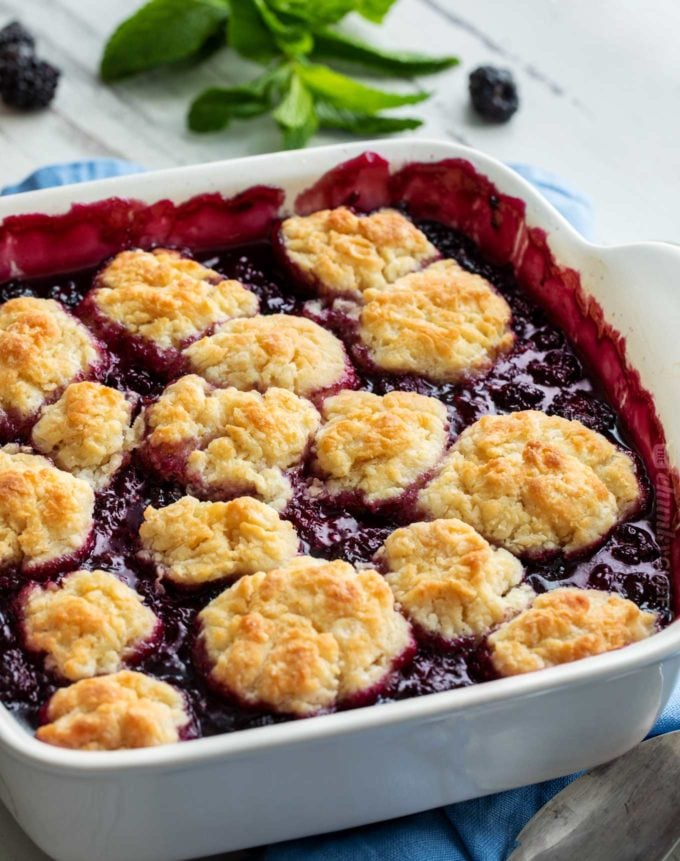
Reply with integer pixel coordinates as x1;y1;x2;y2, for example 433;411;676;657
0;158;145;195
2;157;676;861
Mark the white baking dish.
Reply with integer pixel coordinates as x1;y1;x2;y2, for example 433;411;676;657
0;139;678;861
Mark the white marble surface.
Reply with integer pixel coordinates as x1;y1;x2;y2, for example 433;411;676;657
0;0;678;858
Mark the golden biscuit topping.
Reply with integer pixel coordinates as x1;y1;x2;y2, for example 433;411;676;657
197;556;413;715
31;382;141;489
143;375;320;510
313;390;449;504
279;207;437;300
0;297;102;419
419;410;641;556
359;260;514;381
0;446;94;573
36;671;190;750
22;569;159;681
379;519;532;641
139;495;299;587
184;314;350;398
489;587;657;676
92;248;258;349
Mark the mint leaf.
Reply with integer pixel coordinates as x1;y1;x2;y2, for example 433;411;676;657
101;0;229;81
227;0;278;62
298;62;429;113
252;0;313;55
267;0;355;27
273;72;318;148
188;84;270;131
316;101;422;133
104;0;459;148
356;0;397;23
312;28;459;76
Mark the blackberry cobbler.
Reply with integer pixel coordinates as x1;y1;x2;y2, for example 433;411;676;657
0;199;671;752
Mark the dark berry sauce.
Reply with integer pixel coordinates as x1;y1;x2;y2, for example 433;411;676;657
0;154;675;741
0;221;672;738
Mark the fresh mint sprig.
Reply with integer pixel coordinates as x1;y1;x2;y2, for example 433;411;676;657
100;0;230;81
100;0;459;149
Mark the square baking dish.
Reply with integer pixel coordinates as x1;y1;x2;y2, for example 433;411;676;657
0;139;678;861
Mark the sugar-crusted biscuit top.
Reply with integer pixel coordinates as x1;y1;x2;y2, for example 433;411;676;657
197;556;413;716
489;587;657;676
184;314;349;398
139;495;299;587
91;248;258;349
143;375;320;510
0;446;94;573
22;569;159;681
31;382;140;489
36;671;190;750
0;297;102;419
358;260;514;381
378;519;532;641
279;207;438;300
419;410;642;556
313;390;449;504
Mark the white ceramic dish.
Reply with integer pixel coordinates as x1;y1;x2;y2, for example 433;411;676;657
0;139;678;861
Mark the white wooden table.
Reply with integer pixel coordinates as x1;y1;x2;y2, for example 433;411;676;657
0;0;679;243
0;0;679;858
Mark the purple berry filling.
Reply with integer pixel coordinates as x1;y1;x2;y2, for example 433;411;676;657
0;215;672;743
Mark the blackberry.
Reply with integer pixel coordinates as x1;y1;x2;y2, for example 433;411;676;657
0;45;29;74
548;390;616;434
0;54;59;109
531;326;565;351
610;523;659;566
527;350;582;386
469;65;519;123
492;381;544;412
0;20;35;54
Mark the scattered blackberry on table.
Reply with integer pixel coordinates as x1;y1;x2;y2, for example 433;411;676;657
0;54;60;110
468;65;519;123
0;19;60;110
0;20;35;54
